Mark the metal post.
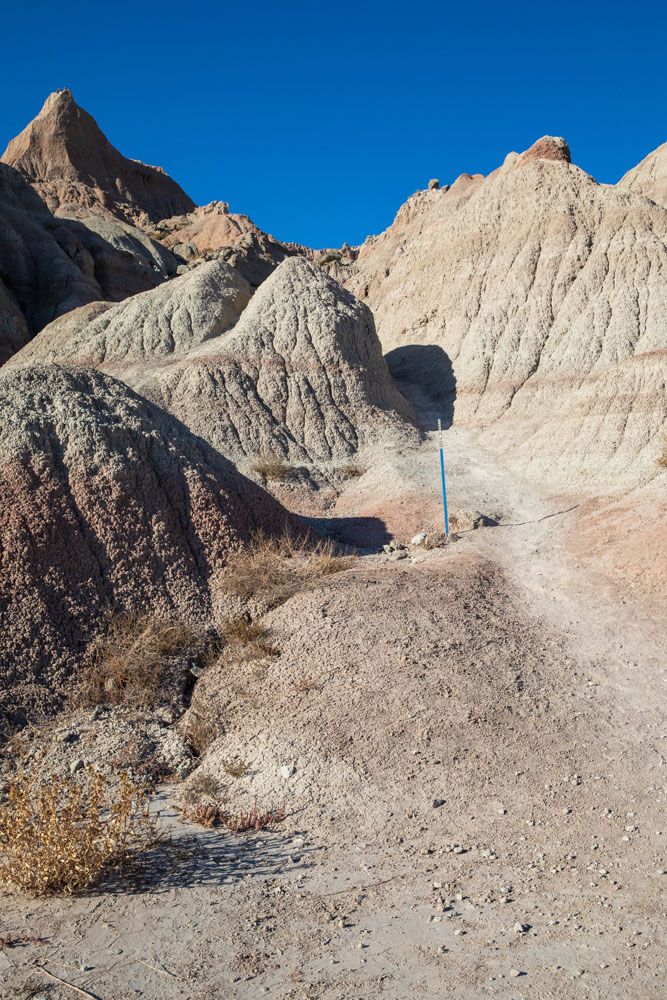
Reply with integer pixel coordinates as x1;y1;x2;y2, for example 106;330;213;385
438;418;449;535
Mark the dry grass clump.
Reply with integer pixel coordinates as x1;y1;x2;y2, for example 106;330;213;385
181;772;222;806
0;767;156;896
252;456;295;481
657;436;667;469
219;532;355;609
73;613;198;709
182;704;221;757
342;463;367;479
223;759;249;778
183;798;285;832
221;617;278;659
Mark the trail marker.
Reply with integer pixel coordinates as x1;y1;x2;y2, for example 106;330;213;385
438;418;449;535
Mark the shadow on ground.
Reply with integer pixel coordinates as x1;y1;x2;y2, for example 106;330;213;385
95;820;315;897
307;515;391;550
386;344;456;430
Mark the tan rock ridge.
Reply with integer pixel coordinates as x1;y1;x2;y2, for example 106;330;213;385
335;136;667;491
0;363;292;723
1;89;195;227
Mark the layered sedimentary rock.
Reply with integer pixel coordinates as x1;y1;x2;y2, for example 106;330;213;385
15;257;417;464
0;364;291;722
2;89;195;226
337;137;667;489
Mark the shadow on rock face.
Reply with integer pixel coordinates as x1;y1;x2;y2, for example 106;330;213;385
385;344;456;430
306;515;392;551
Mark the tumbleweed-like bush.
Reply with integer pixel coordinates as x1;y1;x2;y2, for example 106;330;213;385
0;766;156;895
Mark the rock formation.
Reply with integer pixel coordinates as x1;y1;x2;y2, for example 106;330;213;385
335;136;667;490
14;257;417;466
0;156;179;364
617;141;667;209
153;201;298;288
2;89;195;227
0;363;291;723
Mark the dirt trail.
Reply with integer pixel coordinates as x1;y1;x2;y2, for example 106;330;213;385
1;400;665;1000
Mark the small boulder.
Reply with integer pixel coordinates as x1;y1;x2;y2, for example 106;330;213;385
428;178;440;190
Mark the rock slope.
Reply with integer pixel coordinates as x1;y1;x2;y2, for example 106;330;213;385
0;159;179;364
2;89;195;226
15;257;417;465
336;137;667;490
617;141;667;209
0;364;291;724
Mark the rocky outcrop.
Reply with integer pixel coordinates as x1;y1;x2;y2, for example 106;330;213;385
2;89;195;226
153;201;300;288
337;137;667;490
617;141;667;209
0;162;101;360
0;364;291;723
0;159;179;364
14;258;417;465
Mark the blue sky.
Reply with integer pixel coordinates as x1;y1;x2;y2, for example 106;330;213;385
1;1;665;247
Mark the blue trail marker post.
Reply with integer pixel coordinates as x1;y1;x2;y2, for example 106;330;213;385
438;418;449;535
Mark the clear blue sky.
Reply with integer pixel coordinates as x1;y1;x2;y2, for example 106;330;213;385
1;0;665;247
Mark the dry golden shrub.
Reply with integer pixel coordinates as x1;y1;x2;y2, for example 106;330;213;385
180;772;222;806
73;614;197;708
218;532;355;609
0;767;156;895
252;456;295;481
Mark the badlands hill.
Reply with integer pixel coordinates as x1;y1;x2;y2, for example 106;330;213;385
1;89;195;226
0;363;291;724
618;141;667;209
335;136;667;490
13;256;418;466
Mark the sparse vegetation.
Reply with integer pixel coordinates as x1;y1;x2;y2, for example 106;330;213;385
224;801;286;833
221;617;278;658
342;462;366;479
223;759;249;778
252;455;296;481
657;435;667;468
181;772;222;806
0;767;156;896
184;798;285;832
218;532;356;609
292;674;316;693
182;704;221;756
72;613;198;709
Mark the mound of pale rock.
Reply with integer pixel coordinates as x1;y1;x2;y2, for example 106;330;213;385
617;142;667;209
2;89;195;227
338;136;667;490
16;257;417;465
0;364;291;724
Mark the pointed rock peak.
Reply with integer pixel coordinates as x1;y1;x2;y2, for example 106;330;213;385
518;136;571;165
40;88;76;113
1;90;195;226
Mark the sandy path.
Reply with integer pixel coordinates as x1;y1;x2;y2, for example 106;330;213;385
1;411;665;1000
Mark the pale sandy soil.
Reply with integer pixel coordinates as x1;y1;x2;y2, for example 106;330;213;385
1;403;665;999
